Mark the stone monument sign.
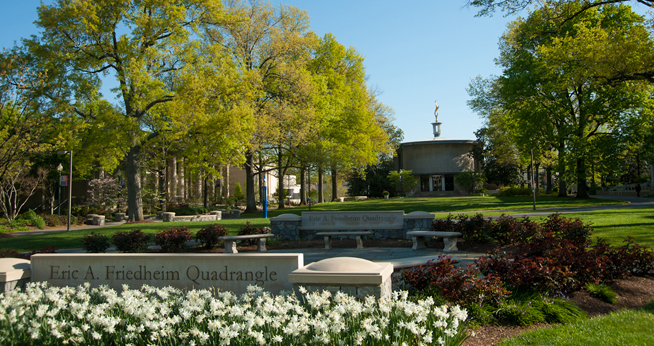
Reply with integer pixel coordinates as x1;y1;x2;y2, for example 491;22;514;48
31;253;303;295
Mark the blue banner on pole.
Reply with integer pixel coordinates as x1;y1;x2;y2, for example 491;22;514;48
60;175;67;187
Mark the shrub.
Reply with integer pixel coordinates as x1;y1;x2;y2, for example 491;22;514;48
196;224;228;249
490;215;539;246
113;229;151;252
431;214;458;233
43;214;63;227
170;205;209;216
154;227;192;252
17;210;45;229
457;213;492;244
594;237;654;278
499;186;532;196
585;283;617;304
237;222;270;245
496;294;587;326
81;233;111;253
539;213;592;246
1;246;57;260
402;255;510;307
0;248;22;259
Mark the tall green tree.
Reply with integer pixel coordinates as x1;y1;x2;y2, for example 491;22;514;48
0;50;55;220
469;4;654;198
204;0;316;212
29;0;228;221
309;34;393;201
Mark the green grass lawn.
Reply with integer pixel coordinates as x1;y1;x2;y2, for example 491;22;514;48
253;195;624;218
499;300;654;346
0;196;645;252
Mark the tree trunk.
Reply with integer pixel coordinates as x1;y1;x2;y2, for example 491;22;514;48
576;158;589;198
300;166;307;205
178;157;185;203
126;142;144;221
169;157;177;203
245;152;257;212
159;165;167;212
331;165;338;202
203;175;208;208
557;142;567;197
546;165;552;194
318;164;324;203
535;163;540;191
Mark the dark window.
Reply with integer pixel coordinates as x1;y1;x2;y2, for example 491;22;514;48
420;175;430;192
445;174;455;191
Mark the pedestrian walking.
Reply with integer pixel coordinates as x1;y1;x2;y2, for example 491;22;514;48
635;183;642;197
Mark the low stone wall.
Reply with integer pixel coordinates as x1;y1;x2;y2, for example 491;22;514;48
271;211;435;241
172;215;218;222
160;210;240;222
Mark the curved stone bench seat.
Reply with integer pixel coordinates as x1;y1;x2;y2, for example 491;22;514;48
406;231;461;252
315;231;372;250
218;234;275;254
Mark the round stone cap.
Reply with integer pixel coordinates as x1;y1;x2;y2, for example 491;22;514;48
0;258;30;272
305;257;381;272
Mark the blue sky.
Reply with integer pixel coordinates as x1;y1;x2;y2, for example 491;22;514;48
1;1;520;142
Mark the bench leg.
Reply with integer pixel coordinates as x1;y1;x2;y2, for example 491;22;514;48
323;236;332;249
412;236;427;251
257;238;268;252
355;235;364;250
224;240;238;254
442;237;458;252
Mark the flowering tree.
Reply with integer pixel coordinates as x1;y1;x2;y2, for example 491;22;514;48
87;178;126;209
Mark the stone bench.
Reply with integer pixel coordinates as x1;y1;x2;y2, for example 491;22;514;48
218;234;276;254
406;231;461;252
315;231;373;250
86;214;105;225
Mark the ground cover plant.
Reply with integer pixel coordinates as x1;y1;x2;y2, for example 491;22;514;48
0;283;469;346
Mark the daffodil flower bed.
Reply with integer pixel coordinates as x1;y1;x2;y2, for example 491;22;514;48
0;282;469;346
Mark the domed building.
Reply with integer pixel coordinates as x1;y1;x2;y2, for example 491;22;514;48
397;102;479;196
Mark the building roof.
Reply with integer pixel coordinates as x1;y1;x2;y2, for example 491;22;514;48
400;137;477;147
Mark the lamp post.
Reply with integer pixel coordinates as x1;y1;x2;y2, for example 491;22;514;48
58;151;73;231
57;163;63;217
263;175;267;219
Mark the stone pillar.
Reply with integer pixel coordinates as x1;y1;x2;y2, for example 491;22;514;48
403;211;435;239
162;212;175;222
270;214;302;241
289;258;393;301
209;210;222;220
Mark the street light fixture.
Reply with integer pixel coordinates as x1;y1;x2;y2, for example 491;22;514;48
57;151;73;231
56;163;63;217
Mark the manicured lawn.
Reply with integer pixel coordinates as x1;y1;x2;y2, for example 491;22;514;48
252;195;624;218
0;196;642;252
559;208;654;248
499;300;654;345
0;219;271;253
